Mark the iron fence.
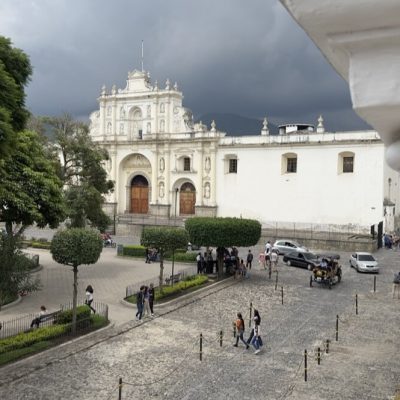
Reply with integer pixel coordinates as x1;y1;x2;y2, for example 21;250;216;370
0;300;108;340
125;265;198;298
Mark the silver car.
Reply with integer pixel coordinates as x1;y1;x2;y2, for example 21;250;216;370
272;240;308;255
349;252;379;273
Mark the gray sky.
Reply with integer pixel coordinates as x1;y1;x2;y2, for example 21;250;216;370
0;0;370;131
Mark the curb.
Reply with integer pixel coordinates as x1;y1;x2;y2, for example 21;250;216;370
0;295;22;311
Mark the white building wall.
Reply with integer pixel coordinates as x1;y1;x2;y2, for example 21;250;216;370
216;142;384;230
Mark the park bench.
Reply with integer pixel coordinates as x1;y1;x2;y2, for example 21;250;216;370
165;273;182;285
27;310;62;331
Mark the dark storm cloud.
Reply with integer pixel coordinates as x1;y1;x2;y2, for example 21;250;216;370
0;0;369;131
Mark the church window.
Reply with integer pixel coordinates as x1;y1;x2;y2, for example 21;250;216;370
160;103;165;113
184;157;191;171
281;153;297;174
229;159;238;173
286;157;297;173
338;152;355;174
343;157;354;173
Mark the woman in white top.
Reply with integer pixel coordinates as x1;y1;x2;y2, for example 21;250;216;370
85;285;96;314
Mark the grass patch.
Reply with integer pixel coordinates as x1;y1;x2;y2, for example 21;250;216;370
125;274;209;304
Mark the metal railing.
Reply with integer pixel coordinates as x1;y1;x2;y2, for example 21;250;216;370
0;300;108;340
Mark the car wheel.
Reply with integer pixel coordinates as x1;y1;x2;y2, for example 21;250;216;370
287;260;291;266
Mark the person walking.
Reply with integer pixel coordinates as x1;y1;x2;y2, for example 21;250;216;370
233;313;249;348
148;283;155;316
85;285;96;314
246;250;253;270
270;250;279;273
247;309;261;348
143;286;152;318
136;286;145;321
145;248;151;263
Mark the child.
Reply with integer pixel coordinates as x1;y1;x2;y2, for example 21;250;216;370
233;313;249;348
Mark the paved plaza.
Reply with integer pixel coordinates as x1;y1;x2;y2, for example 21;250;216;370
0;243;399;399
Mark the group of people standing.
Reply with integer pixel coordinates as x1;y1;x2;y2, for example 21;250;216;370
135;284;155;321
234;309;263;354
196;250;215;274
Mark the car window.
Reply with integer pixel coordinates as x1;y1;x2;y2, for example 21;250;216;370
358;255;375;261
277;241;284;246
298;253;304;258
286;242;295;247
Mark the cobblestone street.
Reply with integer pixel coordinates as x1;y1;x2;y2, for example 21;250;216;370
0;247;398;399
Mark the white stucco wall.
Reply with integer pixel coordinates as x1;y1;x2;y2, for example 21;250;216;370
216;141;384;230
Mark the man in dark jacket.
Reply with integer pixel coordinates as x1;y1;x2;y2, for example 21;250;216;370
136;286;145;321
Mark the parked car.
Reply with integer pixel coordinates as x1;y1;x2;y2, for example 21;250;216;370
349;252;379;273
283;251;320;270
272;240;308;255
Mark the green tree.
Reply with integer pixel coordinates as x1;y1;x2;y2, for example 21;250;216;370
0;36;32;159
0;130;65;302
45;114;114;231
50;228;103;333
141;227;189;289
185;217;261;278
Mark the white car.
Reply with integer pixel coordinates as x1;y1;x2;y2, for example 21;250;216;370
272;240;308;255
349;252;379;273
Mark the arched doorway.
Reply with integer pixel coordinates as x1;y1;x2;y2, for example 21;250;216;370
180;182;196;215
131;175;149;214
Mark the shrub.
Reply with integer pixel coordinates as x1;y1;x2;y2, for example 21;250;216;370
122;245;146;257
55;305;91;325
30;242;51;249
0;324;70;355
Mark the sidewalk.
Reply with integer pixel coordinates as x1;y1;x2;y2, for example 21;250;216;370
0;247;195;325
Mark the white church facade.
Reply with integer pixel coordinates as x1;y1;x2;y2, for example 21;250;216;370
89;69;387;234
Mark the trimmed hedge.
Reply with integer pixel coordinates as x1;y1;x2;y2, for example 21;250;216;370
122;245;146;257
21;240;51;249
126;274;208;303
0;314;108;359
55;305;91;325
165;252;197;262
0;324;70;355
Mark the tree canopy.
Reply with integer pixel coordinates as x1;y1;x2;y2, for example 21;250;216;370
141;227;188;289
185;217;261;248
51;228;103;268
45;114;114;231
141;227;189;253
0;129;65;235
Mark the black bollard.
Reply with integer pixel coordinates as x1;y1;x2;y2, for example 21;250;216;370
336;315;339;341
219;330;223;347
281;286;284;305
326;339;330;354
275;271;278;290
373;276;376;293
317;347;321;365
304;350;308;382
249;302;253;328
200;333;203;361
356;294;358;315
233;322;236;338
118;378;122;400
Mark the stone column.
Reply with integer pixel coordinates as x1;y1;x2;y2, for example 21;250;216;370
151;151;157;204
99;100;106;136
210;146;217;205
197;148;203;205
